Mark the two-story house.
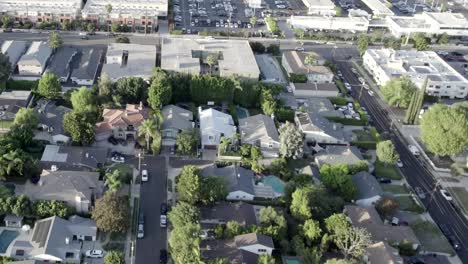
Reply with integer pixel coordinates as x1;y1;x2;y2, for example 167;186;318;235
238;114;280;158
162;105;194;147
17;41;52;77
95;103;148;141
199;107;237;149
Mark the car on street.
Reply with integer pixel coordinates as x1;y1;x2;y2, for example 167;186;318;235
85;250;104;258
160;215;167;228
408;145;420;156
351;68;358;74
160;203;168;214
362;84;369;90
367;90;375;96
448;235;461;250
337;71;343;78
396;159;403;168
108;136;118;145
295;47;305;51
344;82;351;91
141;170;148;182
358;77;365;84
137;223;144;238
160;249;168;263
439;223;451;236
415;187;426;199
81;36;89;40
440;189;453;201
111;156;125;163
378;178;392;184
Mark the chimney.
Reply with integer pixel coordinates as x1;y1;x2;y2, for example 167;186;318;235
139;101;143;110
65;237;70;245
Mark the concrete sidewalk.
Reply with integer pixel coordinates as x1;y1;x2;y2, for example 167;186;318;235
125;168;141;264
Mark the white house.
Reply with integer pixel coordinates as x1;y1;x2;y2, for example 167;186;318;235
238;114;280;158
295;112;346;144
17;41;52;76
301;0;336;15
199;107;237;149
235;233;275;256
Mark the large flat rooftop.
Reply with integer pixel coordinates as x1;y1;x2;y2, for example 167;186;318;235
0;0;82;13
82;0;168;17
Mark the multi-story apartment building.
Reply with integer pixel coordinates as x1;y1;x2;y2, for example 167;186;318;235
363;48;468;99
81;0;168;31
0;0;83;23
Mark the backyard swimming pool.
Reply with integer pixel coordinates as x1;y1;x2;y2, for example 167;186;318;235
0;230;19;253
262;176;285;195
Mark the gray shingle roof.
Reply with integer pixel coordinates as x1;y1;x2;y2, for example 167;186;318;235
296;111;345;140
70;47;103;82
1;40;28;69
239;114;279;146
45;46;78;80
235;233;274;248
202;165;255;195
200;202;257;226
18;41;52;68
162;104;193;131
36;100;72;137
315;146;364;166
40;145;108;171
351;171;383;200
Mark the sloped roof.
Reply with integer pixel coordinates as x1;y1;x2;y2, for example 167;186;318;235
1;40;28;68
366;242;404;264
18;41;52;67
235;233;274;248
40;145;108;170
296;112;345;140
70;47;103;81
351;171;383;200
162;104;193;131
315;146;363;166
200;202;258;226
282;50;326;74
45;46;77;79
202;165;255;195
199;108;236;138
95;104;148;134
239;114;279;146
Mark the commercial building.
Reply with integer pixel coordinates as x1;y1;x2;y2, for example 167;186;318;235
385;12;468;38
161;37;260;80
363;48;468;99
301;0;336;16
81;0;168;31
288;15;370;32
1;40;28;73
17;41;52;77
360;0;394;17
0;0;83;24
101;43;156;82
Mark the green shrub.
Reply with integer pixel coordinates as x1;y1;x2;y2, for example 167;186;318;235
351;141;377;149
265;17;280;34
6;80;38;91
289;74;307;83
276;107;295;123
328;96;348;106
326;116;367;126
334;79;348;95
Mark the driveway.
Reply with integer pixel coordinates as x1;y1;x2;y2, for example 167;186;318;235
131;156;167;264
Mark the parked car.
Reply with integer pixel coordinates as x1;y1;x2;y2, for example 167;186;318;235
408;145;420;156
448;235;461;250
141;169;148;182
378;178;392;184
351;67;358;74
85;250;104;258
108;136;118;145
111;156;125;163
81;36;89;40
358;77;365;84
160;203;168;214
137;223;144;238
440;189;453;201
160;215;167;228
367;90;375;96
344;82;351;91
160;249;168;263
439;223;451;236
396;159;403;168
295;47;305;51
415;187;426;199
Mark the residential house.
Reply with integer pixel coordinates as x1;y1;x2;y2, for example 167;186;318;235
1;40;28;73
315;146;364;167
199;107;236;149
295;112;346;144
0;90;33;126
297;97;344;118
344;205;420;248
17;41;52;77
40;145;108;171
200;233;274;264
200;202;261;227
95;103;148;141
351;171;384;206
364;241;404;264
20;169;103;213
279;93;298;110
4;215;23;228
35;99;72;145
70;47;104;86
202;165;256;201
101;43;157;82
238;114;280;158
7;215;97;263
162;105;194;147
291;82;340;98
45;47;78;83
282;51;333;83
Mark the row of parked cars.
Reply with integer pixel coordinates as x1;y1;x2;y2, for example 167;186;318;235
138;203;168;262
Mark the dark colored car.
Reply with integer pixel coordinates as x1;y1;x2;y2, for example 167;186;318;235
160;249;168;263
378;178;392;184
448;235;461;251
111;151;122;157
81;35;89;40
439;224;451;236
160;203;168;215
139;212;145;224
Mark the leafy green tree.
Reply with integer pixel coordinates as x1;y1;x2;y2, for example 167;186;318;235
225;220;243;238
70;87;98;115
303;248;322;264
383;37;401;50
0;52;12;83
437;33;449;45
371;29;384;43
168;202;200;228
209;258;229;264
63;112;95;145
206;54;218;73
302;219;322;244
176;165;203;204
334;6;343;16
290;186;313;221
278;121;303;159
86;23;95;33
176;130;198;155
324;258;357;264
11;195;32;217
381;77;417;108
294;28;305;39
115;35;130;43
48;32;63;51
114;77;148;105
376;140;399;166
258;206;287;240
92;193;129;233
250;16;258;29
98;73;113;98
148;69;172;110
190;75;237;105
325;213;351;235
105;4;113;32
0;149;32;180
1;15;13;29
38;73;62;99
34;200;73;218
334;227;371;259
105;170;124;192
13;108;38;131
258;255;276;264
111;21;120;32
169;223;201;264
319;164;357;201
420;102;468;156
404;78;427;124
304;54;317;71
104;251;125;264
413;33;428;51
357;35;369;56
203;176;228;204
151;131;162;155
61;20;71;31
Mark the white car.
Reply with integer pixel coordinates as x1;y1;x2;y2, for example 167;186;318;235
351;68;358;74
141;169;149;182
347;102;354;110
358;77;365;84
368;90;374;96
396;159;403;168
362;84;369;90
295;47;305;52
408;145;420;156
440;189;453;201
344;82;351;90
160;215;167;228
137;224;144;238
85;250;104;258
111;156;125;163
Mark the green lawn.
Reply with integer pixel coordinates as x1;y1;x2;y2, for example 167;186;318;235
382;184;408;194
353;130;375;142
0;120;14;129
395;196;424;213
411;220;455;255
374;160;402;180
447;187;468;215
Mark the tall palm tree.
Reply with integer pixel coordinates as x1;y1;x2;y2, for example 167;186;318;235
304;54;317;74
138;119;157;151
105;4;113;32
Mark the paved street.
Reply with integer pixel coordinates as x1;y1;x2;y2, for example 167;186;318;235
129;155;167;264
336;59;468;262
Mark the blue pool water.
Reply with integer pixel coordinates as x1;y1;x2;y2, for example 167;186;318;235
0;230;19;253
236;106;249;119
263;176;285;195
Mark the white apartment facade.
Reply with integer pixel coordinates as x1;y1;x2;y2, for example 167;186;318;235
301;0;336;16
289;15;369;32
0;0;83;23
360;0;394;17
385;12;468;38
82;0;168;31
363;48;468;99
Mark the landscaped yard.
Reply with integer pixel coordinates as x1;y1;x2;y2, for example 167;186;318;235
353;130;375;142
111;164;134;177
411;220;455;255
447;187;468;215
395;196;424;213
382;184;408;194
0;120;14;130
374;160;402;180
